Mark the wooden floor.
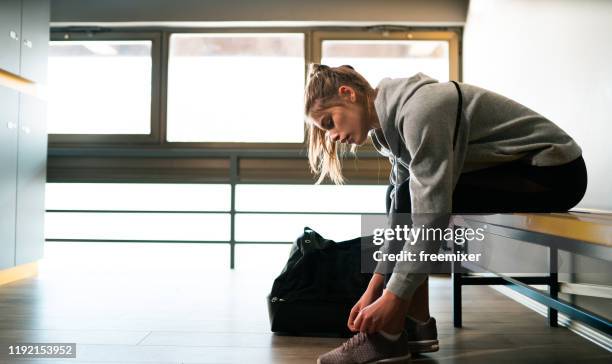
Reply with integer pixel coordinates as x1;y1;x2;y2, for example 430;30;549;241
0;242;609;363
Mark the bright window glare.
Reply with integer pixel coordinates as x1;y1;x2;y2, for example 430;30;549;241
166;33;305;143
47;40;152;134
235;184;387;213
234;244;293;273
44;183;387;268
45;212;230;241
321;40;450;88
235;213;362;242
40;242;230;275
45;183;230;211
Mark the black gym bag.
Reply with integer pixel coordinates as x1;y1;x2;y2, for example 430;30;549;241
267;227;373;337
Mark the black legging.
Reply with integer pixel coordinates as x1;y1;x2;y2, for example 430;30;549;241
385;155;588;214
382;155;588;287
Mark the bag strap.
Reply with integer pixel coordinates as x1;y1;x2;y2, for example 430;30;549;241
450;80;463;149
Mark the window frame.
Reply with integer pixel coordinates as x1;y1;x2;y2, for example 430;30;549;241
311;29;460;154
47;30;162;145
312;29;461;82
160;28;311;149
46;26;461;184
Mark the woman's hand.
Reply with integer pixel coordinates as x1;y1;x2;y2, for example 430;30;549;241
347;273;385;332
352;289;406;334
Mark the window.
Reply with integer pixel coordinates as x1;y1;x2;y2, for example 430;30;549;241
313;30;459;90
166;33;305;143
234;244;292;272
321;40;450;87
45;182;387;268
45;183;231;241
234;184;387;243
46;212;230;241
46;183;230;211
235;213;363;243
44;28;461;267
46;28;458;149
47;40;154;134
42;242;230;274
235;184;386;213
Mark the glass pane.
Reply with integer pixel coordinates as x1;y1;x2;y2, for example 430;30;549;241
45;212;230;241
167;33;305;143
41;242;230;274
235;213;362;242
45;183;230;211
321;40;449;87
47;40;152;134
234;244;293;273
235;184;387;213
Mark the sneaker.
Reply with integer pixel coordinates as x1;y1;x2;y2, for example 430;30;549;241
316;331;412;364
403;316;439;353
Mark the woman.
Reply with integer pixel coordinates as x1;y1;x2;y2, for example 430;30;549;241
304;64;587;364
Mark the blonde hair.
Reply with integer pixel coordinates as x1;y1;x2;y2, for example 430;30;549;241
304;63;376;185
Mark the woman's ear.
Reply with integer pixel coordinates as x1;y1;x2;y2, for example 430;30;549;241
338;85;356;102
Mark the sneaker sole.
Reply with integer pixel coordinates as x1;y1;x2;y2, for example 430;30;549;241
371;353;412;363
317;353;412;364
408;339;439;353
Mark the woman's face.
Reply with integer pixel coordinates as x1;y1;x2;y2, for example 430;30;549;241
311;86;369;146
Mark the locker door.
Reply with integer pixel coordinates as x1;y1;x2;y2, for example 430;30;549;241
0;86;20;269
19;0;50;83
0;0;22;75
15;93;48;265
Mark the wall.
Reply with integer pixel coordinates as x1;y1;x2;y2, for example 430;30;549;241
463;0;612;211
49;0;468;25
463;0;612;338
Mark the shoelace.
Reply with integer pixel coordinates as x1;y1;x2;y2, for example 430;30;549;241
342;332;368;351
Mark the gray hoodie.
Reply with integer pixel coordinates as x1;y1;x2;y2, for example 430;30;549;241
369;73;582;299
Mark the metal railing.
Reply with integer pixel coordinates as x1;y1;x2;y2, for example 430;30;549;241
45;152;388;268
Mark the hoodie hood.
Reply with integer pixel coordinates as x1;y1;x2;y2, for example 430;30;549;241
370;73;439;158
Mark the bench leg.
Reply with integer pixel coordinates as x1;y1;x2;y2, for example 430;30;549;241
453;272;462;327
548;247;559;327
451;229;463;328
548;275;559;327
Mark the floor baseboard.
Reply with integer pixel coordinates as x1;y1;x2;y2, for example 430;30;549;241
0;262;38;286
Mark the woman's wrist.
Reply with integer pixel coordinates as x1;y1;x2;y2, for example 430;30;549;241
369;273;386;292
382;288;405;303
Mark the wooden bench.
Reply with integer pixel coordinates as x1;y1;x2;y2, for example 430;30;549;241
451;212;612;335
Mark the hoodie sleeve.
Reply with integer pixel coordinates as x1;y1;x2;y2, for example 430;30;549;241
383;84;458;301
399;85;456;215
